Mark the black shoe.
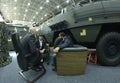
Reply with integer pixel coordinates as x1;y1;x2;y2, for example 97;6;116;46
47;62;49;65
32;66;42;72
51;64;55;66
52;68;56;71
35;68;42;72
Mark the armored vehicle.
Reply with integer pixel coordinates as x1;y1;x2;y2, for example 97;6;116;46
38;0;120;66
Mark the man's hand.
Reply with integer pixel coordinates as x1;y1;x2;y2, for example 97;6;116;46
40;49;45;54
53;47;60;53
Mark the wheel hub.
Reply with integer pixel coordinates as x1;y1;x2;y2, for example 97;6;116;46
108;45;118;56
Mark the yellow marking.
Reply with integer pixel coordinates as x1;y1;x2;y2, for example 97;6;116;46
88;17;93;22
19;36;22;39
80;29;86;36
8;39;12;42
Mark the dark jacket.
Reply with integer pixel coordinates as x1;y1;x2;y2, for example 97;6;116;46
36;39;47;50
21;33;39;55
54;37;63;48
58;36;73;49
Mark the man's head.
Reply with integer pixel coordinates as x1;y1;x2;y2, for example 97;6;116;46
59;32;65;39
39;35;44;40
29;27;36;35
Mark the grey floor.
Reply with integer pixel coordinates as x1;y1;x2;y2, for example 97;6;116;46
0;51;120;83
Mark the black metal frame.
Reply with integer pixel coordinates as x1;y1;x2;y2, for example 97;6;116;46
19;64;46;83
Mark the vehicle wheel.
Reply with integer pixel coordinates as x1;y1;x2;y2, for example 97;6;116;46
96;32;120;66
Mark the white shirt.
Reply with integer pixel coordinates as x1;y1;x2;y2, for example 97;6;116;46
39;40;42;49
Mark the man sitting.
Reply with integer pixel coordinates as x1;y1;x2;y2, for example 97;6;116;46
52;32;73;71
36;35;49;63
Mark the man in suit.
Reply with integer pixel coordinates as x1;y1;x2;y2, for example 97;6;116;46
52;32;73;71
36;35;49;62
36;35;47;52
21;28;42;70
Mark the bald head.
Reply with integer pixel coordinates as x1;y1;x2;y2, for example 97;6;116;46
29;28;36;35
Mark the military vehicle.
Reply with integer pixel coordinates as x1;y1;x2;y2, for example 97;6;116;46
38;0;120;66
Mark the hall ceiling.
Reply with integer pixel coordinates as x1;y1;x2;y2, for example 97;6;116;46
0;0;104;24
0;0;79;24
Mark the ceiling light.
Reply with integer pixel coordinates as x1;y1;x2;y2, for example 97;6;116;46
33;16;35;18
31;19;33;21
66;0;70;3
3;4;7;6
41;17;43;20
5;10;7;13
23;18;25;20
27;3;31;6
44;14;47;17
25;9;28;12
56;5;60;9
14;0;17;2
24;14;26;17
46;0;50;3
14;7;17;10
36;12;39;15
40;6;43;10
7;15;9;18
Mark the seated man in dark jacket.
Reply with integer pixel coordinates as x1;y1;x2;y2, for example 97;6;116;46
53;32;73;52
21;28;42;70
36;35;49;62
53;36;63;49
52;32;73;71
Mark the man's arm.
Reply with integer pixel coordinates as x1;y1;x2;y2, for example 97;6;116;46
58;37;71;49
28;35;39;53
53;37;71;53
54;37;62;48
35;40;40;49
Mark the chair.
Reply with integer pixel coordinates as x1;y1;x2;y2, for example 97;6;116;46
11;33;46;83
56;46;88;76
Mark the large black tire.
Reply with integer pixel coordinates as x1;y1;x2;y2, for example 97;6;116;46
96;32;120;66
